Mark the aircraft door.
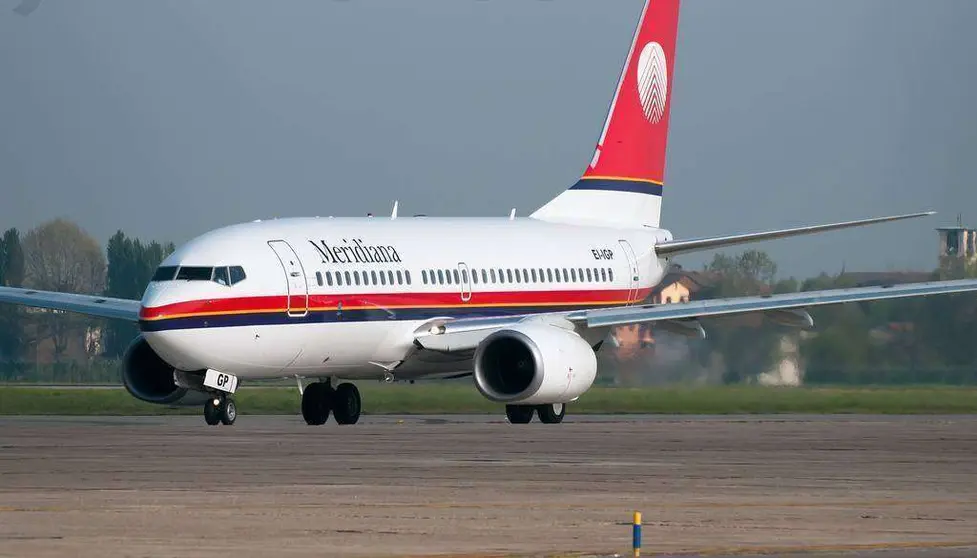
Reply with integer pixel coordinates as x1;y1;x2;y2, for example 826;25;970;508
458;262;472;302
267;240;309;317
618;240;639;305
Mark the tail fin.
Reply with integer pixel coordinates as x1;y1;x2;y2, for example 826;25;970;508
531;0;680;228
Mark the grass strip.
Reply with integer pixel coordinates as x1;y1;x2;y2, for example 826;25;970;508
1;384;977;415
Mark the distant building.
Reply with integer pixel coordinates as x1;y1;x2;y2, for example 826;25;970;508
937;221;977;265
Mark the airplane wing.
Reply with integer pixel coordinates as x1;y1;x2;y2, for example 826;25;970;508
0;286;140;322
655;212;933;258
414;279;977;352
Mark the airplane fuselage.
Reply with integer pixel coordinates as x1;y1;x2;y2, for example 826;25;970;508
139;216;673;381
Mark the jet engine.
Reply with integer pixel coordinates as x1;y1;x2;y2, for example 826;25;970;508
473;323;597;405
122;336;209;406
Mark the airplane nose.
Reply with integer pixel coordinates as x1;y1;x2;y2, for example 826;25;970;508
139;282;172;324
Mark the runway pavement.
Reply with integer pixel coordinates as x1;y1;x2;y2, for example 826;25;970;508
1;414;977;557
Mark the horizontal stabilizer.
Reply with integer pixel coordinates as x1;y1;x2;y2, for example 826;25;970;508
656;211;934;257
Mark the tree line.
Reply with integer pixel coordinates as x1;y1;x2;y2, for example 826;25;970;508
1;219;976;385
0;219;173;380
678;250;977;385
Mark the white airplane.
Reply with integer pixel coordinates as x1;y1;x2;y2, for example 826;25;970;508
3;0;977;427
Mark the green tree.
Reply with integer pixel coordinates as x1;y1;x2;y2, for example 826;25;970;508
104;231;174;358
699;250;783;384
22;219;106;363
0;228;26;363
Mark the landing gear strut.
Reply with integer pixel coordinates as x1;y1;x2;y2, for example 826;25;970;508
505;403;566;424
203;396;236;426
302;380;361;425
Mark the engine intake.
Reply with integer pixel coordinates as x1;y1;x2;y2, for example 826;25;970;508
473;323;597;405
122;336;208;406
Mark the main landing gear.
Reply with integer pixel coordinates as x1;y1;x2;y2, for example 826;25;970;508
301;379;362;425
203;395;237;426
505;403;566;424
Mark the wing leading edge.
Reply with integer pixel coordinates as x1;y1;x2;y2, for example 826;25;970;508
0;286;141;322
415;279;977;353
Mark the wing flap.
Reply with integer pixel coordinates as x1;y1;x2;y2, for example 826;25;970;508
0;286;141;322
581;279;977;328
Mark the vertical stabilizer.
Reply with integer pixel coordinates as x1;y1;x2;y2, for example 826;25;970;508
531;0;680;228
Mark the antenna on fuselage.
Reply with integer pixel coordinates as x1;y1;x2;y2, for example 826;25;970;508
391;200;399;220
509;208;516;220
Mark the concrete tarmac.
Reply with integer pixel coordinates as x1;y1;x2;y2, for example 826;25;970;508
1;414;977;557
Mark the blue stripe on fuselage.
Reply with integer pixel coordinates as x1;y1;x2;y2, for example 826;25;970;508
138;304;596;332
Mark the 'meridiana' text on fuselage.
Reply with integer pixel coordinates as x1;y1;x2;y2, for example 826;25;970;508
309;238;403;265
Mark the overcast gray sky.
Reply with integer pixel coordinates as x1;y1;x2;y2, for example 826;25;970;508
2;0;976;279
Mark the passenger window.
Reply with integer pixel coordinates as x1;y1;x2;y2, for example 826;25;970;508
547;269;554;283
600;268;607;282
354;271;361;286
531;269;537;283
482;269;488;284
422;270;428;284
212;266;230;286
437;269;445;284
369;271;376;285
344;271;352;285
326;272;334;286
453;269;460;284
521;269;527;283
497;269;504;283
506;269;513;283
177;266;213;281
586;268;593;282
553;268;560;283
569;268;576;282
562;269;569;282
397;270;404;285
152;266;178;282
471;269;478;284
578;268;584;281
490;269;497;283
380;271;387;286
405;270;412;285
336;272;343;286
387;270;394;285
462;269;469;283
315;271;324;287
608;268;614;281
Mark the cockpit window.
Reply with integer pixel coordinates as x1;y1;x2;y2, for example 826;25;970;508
153;265;246;285
229;266;246;285
151;266;178;282
176;266;214;281
212;266;230;286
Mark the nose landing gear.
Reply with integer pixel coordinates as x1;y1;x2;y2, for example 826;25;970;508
203;396;236;426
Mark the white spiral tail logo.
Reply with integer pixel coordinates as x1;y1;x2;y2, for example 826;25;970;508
636;41;668;124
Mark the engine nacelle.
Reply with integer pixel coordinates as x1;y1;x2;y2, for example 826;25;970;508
122;336;209;406
473;323;598;405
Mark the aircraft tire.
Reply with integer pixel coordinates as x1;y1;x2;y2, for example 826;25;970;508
505;404;535;424
203;398;221;426
220;398;237;426
536;403;566;424
333;383;361;425
302;382;331;425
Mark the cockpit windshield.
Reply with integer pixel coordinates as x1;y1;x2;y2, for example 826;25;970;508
151;265;247;286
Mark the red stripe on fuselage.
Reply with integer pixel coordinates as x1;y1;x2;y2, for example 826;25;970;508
139;287;653;321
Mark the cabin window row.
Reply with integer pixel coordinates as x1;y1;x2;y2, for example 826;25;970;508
315;269;412;288
420;267;614;286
